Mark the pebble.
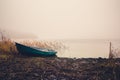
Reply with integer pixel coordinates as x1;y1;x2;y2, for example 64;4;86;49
33;73;39;77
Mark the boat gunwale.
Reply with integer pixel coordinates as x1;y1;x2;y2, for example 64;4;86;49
15;42;57;56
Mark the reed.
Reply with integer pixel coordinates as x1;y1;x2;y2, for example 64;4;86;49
0;30;66;57
0;40;17;54
20;40;66;51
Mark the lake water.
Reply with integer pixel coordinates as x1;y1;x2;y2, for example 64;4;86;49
14;39;120;58
57;39;120;58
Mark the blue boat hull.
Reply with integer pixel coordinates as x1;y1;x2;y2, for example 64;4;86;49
15;43;57;57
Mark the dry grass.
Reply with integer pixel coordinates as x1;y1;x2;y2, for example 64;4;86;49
0;30;66;57
20;40;66;51
0;30;18;59
0;40;65;55
0;40;18;55
0;29;18;55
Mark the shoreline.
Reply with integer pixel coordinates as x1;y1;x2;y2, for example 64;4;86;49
0;55;120;80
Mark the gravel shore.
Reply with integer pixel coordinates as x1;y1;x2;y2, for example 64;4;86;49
0;56;120;80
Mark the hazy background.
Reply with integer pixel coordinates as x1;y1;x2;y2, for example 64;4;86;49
0;0;120;40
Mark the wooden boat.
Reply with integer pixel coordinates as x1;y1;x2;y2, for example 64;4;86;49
15;42;57;57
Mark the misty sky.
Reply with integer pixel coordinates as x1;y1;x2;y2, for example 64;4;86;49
0;0;120;39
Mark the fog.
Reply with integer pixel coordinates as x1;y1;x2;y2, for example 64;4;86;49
0;0;120;40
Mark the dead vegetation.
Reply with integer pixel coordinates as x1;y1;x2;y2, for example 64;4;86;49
0;29;66;58
0;29;120;80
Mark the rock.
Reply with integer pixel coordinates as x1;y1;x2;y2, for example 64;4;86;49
9;73;16;78
61;78;66;80
33;73;39;77
50;74;56;79
63;59;67;63
55;58;61;62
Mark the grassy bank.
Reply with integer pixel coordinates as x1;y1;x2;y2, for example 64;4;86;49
0;38;65;59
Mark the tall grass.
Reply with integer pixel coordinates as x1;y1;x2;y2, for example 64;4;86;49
20;40;66;51
0;30;18;55
0;39;18;54
109;42;120;58
0;30;66;57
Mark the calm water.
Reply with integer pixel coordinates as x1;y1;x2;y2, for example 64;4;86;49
57;39;120;58
14;39;120;58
